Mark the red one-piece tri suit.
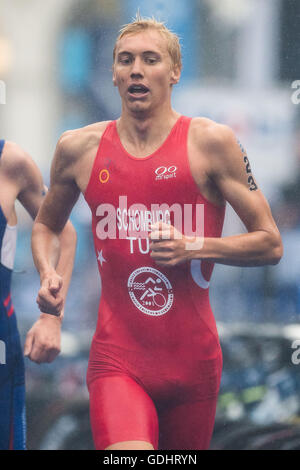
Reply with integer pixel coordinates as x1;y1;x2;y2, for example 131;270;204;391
84;116;225;450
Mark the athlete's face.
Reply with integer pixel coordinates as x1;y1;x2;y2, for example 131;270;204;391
113;30;180;114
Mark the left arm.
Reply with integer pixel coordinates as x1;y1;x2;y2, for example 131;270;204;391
150;124;283;267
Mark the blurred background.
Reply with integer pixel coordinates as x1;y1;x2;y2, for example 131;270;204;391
1;0;300;450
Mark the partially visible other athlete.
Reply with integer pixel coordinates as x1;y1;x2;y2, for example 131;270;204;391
30;17;282;450
0;139;76;449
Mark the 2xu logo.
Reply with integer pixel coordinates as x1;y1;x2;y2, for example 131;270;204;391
155;166;177;181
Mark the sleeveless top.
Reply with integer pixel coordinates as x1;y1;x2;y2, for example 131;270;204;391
0;141;26;452
0;139;17;315
84;116;225;362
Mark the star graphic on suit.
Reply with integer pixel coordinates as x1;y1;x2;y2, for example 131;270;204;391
97;250;106;267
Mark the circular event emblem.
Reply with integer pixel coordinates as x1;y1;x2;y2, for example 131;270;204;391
128;267;174;316
99;169;110;184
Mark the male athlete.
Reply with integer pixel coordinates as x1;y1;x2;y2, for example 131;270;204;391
0;139;76;449
31;17;282;450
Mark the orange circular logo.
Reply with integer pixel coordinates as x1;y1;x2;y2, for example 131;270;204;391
99;169;110;184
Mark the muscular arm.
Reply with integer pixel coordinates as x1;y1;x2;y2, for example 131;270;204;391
1;142;77;363
23;134;80;363
8;142;78;315
32;123;106;318
1;142;77;286
31;132;81;315
199;125;283;266
150;123;283;267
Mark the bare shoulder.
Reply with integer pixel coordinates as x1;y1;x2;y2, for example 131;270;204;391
189;117;243;181
56;121;111;165
189;117;236;154
1;141;30;171
0;141;41;184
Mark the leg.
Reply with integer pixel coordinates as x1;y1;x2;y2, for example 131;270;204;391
0;313;26;450
10;318;26;450
89;374;159;450
159;351;222;450
106;440;154;450
159;396;219;450
0;380;12;450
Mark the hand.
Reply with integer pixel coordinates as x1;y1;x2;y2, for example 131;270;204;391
24;314;62;364
149;222;203;266
37;270;64;316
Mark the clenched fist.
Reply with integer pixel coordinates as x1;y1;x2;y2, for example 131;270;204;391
24;314;62;364
37;270;64;316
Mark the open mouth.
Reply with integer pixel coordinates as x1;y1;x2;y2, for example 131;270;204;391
128;84;150;96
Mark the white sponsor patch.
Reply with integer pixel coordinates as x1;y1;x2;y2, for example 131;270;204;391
155;165;177;181
1;224;17;270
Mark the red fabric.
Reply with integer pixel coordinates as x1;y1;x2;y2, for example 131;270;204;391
3;294;11;307
3;293;14;317
89;374;159;450
89;358;222;450
84;116;225;449
7;304;14;318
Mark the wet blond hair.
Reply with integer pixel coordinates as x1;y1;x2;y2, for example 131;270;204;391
113;14;182;71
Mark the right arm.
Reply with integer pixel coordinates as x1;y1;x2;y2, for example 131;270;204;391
32;122;108;320
32;132;81;316
26;131;89;364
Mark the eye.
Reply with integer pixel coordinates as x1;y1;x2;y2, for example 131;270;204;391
118;55;132;65
145;56;158;64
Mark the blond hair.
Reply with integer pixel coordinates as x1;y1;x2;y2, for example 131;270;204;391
113;14;182;71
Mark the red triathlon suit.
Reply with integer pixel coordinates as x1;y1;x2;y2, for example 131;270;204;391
84;115;225;450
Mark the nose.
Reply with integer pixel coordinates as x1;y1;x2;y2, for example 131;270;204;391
130;57;144;78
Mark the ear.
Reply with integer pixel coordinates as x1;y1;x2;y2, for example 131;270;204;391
170;66;181;86
112;65;117;87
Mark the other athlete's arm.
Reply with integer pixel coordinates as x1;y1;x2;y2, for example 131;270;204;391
7;142;78;315
1;142;77;363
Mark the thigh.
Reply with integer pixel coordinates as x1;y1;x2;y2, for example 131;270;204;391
89;374;159;450
159;353;223;450
159;395;219;450
0;379;12;450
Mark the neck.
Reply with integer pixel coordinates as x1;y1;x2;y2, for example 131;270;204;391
118;105;180;149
